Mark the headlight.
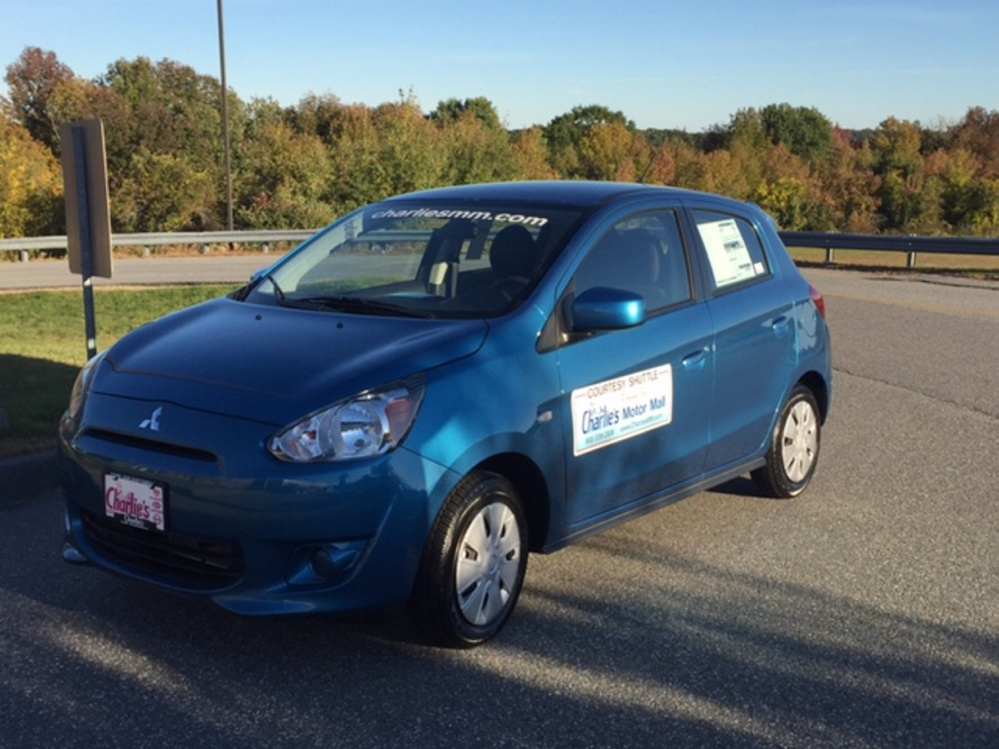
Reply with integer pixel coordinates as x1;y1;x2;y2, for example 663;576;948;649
269;378;425;463
64;351;106;423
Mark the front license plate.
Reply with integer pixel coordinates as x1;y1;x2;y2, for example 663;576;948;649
104;472;167;532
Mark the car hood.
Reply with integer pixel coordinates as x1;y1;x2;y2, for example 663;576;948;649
96;298;488;425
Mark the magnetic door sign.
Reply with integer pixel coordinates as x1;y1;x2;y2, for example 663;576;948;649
571;364;674;456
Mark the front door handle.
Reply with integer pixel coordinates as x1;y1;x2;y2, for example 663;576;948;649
682;348;709;372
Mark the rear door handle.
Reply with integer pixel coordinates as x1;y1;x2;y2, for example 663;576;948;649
682;348;709;372
771;316;790;338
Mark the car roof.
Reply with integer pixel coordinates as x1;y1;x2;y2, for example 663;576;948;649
383;180;714;210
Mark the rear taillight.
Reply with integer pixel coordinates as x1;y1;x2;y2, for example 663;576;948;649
809;284;826;319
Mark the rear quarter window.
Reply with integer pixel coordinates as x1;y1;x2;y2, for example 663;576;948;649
692;210;771;291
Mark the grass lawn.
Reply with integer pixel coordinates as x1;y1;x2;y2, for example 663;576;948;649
786;247;999;277
0;285;238;459
1;248;997;461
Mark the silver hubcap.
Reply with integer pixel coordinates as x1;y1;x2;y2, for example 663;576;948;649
781;400;818;483
455;501;522;626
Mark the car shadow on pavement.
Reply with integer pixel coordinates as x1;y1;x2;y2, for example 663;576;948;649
1;494;995;749
0;353;78;461
708;475;761;498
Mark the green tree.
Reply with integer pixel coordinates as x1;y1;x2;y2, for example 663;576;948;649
94;57;245;230
114;149;216;232
99;57;232;170
759;103;834;161
236;116;335;229
726;108;768;153
430;96;503;131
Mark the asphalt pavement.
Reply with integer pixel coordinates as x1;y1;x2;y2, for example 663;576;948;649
1;259;997;747
0;252;283;290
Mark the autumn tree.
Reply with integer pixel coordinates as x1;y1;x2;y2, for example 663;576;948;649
371;96;446;196
4;47;75;153
951;107;999;177
292;92;346;146
544;105;635;178
324;103;391;212
0;113;63;237
869;117;941;232
813;128;881;233
510;127;559;180
439;109;517;185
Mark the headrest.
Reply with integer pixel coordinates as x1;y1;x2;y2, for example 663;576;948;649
490;225;536;278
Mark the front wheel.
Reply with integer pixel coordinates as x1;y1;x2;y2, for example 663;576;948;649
412;471;528;647
752;385;821;498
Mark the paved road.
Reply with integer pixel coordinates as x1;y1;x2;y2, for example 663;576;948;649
1;266;997;747
0;254;285;290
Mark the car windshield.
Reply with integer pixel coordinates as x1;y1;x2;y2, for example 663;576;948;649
241;201;581;318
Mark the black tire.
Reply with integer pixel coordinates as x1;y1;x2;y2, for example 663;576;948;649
411;471;528;648
752;385;821;499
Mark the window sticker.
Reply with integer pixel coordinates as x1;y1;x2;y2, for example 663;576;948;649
370;207;549;227
697;218;757;287
571;365;673;456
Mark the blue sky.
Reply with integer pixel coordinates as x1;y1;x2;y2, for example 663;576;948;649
3;0;997;131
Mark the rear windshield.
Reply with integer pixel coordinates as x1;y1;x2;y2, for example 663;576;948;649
243;202;581;318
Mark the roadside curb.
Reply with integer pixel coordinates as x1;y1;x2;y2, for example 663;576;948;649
0;450;60;504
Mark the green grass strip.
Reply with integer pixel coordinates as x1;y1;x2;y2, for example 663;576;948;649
0;285;238;458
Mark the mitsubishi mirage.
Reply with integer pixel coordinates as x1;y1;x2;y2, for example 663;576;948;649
60;181;832;646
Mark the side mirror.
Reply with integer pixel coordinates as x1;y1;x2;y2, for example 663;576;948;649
571;287;646;332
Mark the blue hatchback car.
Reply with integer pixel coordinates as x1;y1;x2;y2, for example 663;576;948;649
60;181;832;646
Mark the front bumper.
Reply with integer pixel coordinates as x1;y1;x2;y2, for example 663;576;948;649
59;393;456;615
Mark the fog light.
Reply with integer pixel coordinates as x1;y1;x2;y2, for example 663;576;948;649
287;541;367;586
62;541;88;564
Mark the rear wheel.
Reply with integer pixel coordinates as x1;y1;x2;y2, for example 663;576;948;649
752;385;821;498
412;471;528;647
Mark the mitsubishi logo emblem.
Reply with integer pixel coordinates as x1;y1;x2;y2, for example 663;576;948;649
139;406;162;432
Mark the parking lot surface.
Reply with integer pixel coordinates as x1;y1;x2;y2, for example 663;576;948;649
1;266;996;747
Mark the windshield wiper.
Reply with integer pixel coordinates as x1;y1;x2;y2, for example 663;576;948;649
264;274;287;304
289;295;431;318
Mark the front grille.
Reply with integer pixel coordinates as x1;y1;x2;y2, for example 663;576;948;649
86;429;218;463
81;509;244;590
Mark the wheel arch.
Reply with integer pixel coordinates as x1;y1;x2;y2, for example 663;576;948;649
797;370;830;424
474;452;551;553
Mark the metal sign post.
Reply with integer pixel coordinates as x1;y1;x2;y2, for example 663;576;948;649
60;120;113;361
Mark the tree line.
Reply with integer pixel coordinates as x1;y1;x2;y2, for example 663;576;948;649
2;46;998;243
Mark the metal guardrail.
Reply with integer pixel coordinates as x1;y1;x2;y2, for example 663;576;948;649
0;230;317;262
2;229;997;268
778;231;999;268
